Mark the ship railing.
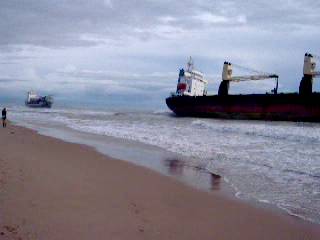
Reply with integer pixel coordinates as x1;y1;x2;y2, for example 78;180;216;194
170;92;183;97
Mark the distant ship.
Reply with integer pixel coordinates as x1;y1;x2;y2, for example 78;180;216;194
166;54;320;122
25;91;53;108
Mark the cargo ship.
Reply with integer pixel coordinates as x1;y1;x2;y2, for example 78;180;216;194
25;91;53;108
166;54;320;122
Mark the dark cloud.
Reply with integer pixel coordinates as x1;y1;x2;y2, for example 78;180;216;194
1;0;319;48
0;0;319;100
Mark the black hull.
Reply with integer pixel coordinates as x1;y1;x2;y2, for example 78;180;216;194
166;93;320;122
25;101;53;108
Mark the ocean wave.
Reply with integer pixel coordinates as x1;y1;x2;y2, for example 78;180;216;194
277;204;317;224
191;119;320;144
282;168;320;179
153;109;171;115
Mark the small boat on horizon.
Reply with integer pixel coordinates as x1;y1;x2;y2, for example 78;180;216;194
25;91;53;108
166;53;320;122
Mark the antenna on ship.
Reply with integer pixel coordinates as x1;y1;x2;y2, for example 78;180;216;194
187;56;194;72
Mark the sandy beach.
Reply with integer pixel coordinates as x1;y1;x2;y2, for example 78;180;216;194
0;124;319;240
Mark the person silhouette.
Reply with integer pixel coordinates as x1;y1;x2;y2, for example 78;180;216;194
2;108;7;128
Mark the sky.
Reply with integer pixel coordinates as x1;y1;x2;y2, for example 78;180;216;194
0;0;319;109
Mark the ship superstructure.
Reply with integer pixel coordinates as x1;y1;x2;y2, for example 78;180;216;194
175;57;208;97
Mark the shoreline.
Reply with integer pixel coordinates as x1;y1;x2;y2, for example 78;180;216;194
11;120;314;223
1;124;319;239
10;106;320;224
12;120;237;196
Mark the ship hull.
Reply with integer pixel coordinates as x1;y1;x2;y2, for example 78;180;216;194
25;101;52;108
166;93;320;122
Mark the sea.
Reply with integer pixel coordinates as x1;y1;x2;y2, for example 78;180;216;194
6;104;320;224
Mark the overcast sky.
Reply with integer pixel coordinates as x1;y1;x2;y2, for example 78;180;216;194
0;0;319;108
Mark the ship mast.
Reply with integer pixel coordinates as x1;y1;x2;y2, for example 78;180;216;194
186;56;194;72
299;53;320;95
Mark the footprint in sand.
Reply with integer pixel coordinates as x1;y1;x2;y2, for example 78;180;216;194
0;171;6;188
130;202;140;215
3;225;19;235
2;225;26;240
130;203;149;234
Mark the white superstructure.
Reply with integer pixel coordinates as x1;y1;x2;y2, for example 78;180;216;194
26;91;39;102
175;57;208;96
303;53;318;76
299;53;320;95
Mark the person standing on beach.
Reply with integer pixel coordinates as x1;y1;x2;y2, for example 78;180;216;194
2;108;7;128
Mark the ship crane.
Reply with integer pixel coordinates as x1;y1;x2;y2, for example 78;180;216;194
299;53;320;95
218;62;279;96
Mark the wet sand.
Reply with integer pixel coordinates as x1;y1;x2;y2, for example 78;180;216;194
0;124;319;239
